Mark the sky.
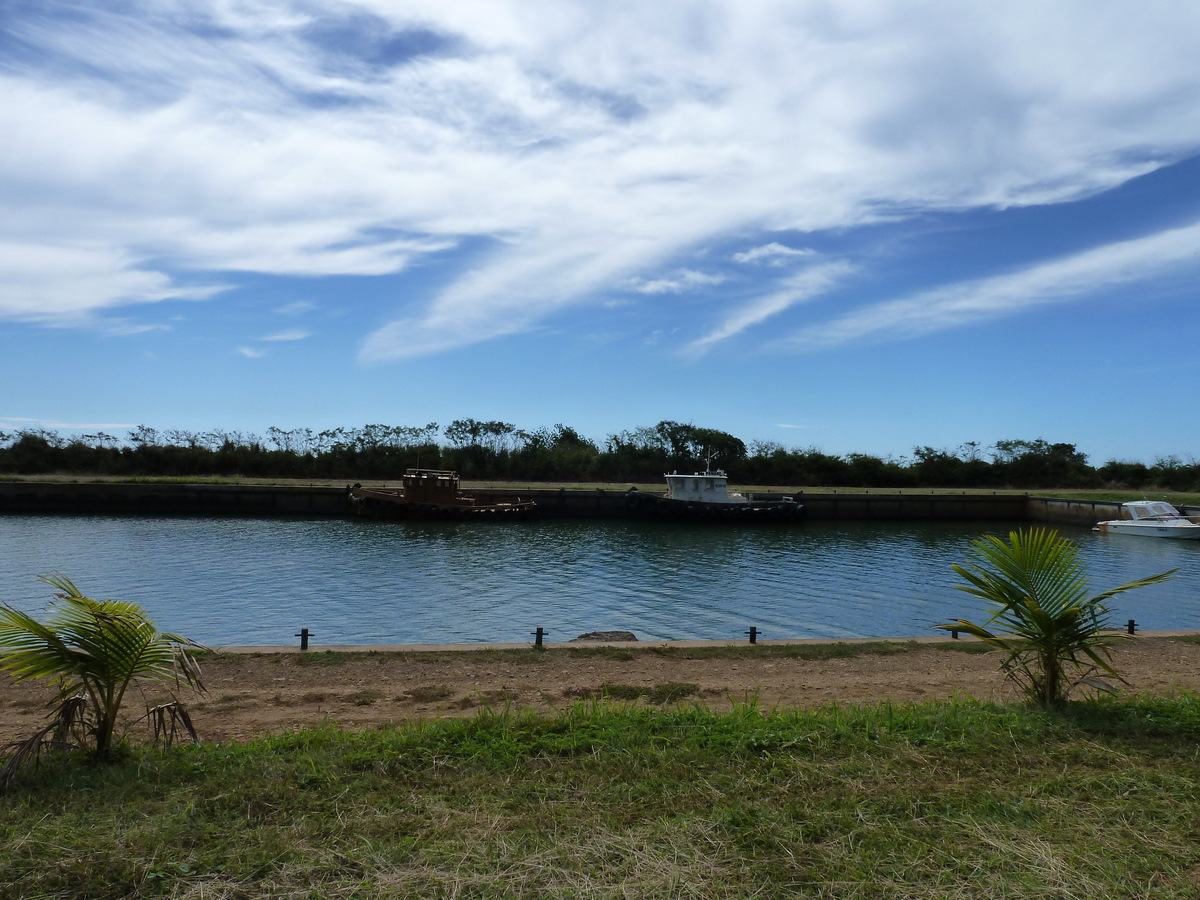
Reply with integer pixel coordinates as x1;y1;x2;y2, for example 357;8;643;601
3;0;1200;464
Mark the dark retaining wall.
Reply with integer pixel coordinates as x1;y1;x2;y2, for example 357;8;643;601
1026;496;1124;526
483;489;1031;520
0;481;350;517
786;492;1027;521
0;481;1185;525
491;487;630;518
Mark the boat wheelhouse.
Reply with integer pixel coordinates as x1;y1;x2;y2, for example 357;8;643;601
664;470;748;505
625;464;802;522
348;469;537;519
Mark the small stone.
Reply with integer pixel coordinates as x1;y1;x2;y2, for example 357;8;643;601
570;630;638;642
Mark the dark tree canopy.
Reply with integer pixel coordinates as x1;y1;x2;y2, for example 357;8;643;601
0;424;1193;490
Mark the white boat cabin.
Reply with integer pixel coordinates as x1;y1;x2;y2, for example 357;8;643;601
1124;500;1189;521
664;470;747;505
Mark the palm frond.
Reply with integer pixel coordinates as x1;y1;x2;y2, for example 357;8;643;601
0;574;204;765
937;528;1174;706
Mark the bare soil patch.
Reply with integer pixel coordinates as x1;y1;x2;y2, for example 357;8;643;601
3;638;1200;746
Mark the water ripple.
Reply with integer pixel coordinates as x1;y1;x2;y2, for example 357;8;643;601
0;517;1197;645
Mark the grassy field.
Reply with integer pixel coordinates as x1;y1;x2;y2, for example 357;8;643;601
4;697;1200;899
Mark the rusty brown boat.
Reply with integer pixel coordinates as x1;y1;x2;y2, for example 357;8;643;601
347;469;538;519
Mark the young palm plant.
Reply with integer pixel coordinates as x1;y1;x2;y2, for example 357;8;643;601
0;573;204;766
936;528;1174;706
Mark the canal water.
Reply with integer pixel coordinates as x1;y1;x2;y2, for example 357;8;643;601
1;516;1197;646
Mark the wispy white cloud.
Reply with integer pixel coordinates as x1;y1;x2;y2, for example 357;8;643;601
274;300;316;316
259;328;312;341
629;269;726;295
99;320;173;336
360;230;681;361
631;279;682;295
733;243;814;265
0;241;223;323
688;261;855;354
784;220;1200;351
236;345;268;358
3;1;1200;355
0;417;136;430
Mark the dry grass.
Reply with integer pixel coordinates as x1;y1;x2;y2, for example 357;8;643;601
4;697;1200;898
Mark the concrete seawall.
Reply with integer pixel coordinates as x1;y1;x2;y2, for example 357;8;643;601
1027;495;1124;526
495;488;1032;520
788;491;1028;520
0;480;1170;525
0;480;350;517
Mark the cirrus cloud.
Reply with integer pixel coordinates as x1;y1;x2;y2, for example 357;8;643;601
2;1;1200;357
783;219;1200;351
260;328;313;341
687;261;856;355
733;243;815;265
629;270;726;295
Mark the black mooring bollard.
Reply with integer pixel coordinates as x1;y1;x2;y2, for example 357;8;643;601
746;626;760;645
531;626;547;649
296;628;311;651
1127;619;1138;635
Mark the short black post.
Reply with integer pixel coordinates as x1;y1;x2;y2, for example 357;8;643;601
746;626;760;645
296;628;311;651
950;629;959;640
531;626;547;649
1127;619;1137;635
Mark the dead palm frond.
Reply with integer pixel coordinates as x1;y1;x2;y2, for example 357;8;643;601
142;700;200;750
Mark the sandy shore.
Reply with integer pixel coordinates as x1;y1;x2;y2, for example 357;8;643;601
3;636;1200;746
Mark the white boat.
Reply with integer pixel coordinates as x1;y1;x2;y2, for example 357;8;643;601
664;469;752;506
625;463;802;521
1092;501;1200;540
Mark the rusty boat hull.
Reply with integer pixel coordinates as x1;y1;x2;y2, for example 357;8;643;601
348;469;538;520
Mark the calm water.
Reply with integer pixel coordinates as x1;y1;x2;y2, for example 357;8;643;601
1;516;1198;646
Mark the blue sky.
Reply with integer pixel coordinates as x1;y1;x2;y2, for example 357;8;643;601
3;0;1200;463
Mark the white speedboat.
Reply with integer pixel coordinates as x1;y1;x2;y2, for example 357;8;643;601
1093;501;1200;540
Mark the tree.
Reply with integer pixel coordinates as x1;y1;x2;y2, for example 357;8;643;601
444;418;485;448
0;574;204;765
936;529;1174;706
913;446;966;486
991;439;1092;487
651;421;745;470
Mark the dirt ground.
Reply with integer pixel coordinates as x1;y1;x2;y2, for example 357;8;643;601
3;638;1200;746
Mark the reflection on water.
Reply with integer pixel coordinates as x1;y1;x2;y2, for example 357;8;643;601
1;516;1197;646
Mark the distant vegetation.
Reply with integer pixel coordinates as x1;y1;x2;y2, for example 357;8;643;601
1;421;1197;490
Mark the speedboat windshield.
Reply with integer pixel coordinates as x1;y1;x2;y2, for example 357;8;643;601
1126;501;1184;519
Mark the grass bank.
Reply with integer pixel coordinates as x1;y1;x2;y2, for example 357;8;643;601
4;697;1200;898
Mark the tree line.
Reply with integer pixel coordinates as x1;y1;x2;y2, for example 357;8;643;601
1;420;1196;490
